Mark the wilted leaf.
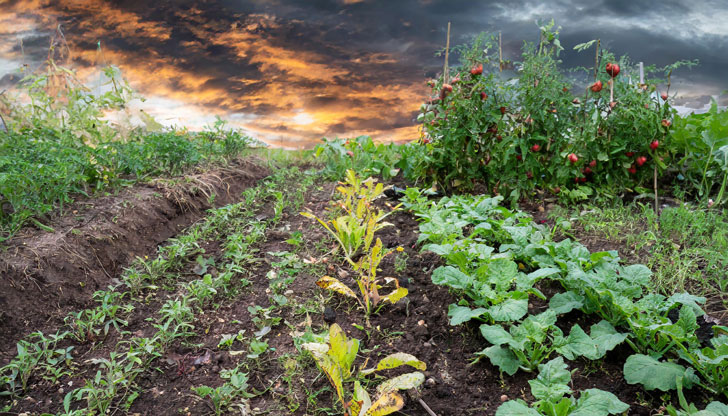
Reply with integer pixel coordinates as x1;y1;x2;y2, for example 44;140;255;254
317;276;357;298
375;372;425;394
366;391;405;416
361;353;426;375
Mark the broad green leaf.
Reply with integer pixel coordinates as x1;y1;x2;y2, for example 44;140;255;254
620;264;651;287
487;258;519;291
528;357;572;402
705;402;728;416
495;400;540;416
375;372;425;394
448;304;487;325
527;267;561;281
480;324;516;346
557;324;599;360
431;266;472;290
570;388;630;416
623;354;689;391
666;292;706;316
549;291;584;314
487;292;529;322
480;345;520;376
316;276;357;298
589;320;627;356
423;243;454;256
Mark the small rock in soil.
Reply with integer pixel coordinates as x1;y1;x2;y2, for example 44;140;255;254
323;307;337;324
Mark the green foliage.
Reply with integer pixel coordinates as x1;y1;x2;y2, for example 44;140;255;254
0;331;73;397
496;357;629;416
672;99;728;205
313;136;401;180
414;25;699;203
192;368;252;416
405;188;726;403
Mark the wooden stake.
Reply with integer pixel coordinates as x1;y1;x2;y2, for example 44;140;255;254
639;62;644;84
443;22;451;83
654;164;659;216
499;31;503;72
593;39;600;82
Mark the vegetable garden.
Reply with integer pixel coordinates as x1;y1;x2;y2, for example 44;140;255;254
1;23;728;416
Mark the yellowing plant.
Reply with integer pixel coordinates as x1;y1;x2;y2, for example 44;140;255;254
302;170;406;318
302;324;426;416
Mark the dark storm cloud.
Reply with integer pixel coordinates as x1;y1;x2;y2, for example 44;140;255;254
0;0;725;147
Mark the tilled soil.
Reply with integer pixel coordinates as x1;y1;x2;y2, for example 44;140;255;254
0;159;269;359
1;170;724;415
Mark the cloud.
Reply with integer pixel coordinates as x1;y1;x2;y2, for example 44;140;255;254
0;0;725;147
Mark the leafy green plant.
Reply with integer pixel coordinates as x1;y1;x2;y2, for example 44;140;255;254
72;351;143;415
301;324;426;416
314;136;401;181
495;357;629;416
0;331;73;397
672;99;728;205
64;289;133;342
192;368;252;416
477;311;625;374
413;23;696;202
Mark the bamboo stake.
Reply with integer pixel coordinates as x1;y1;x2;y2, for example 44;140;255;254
593;39;600;81
443;22;451;83
499;31;503;72
639;62;644;85
419;398;439;416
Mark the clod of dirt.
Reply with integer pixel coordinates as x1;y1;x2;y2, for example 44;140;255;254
323;306;337;324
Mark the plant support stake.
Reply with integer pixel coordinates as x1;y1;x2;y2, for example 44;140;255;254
443;22;451;84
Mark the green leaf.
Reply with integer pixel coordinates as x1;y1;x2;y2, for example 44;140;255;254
557;324;599;360
480;345;520;376
589;320;627;356
527;267;561;281
487;292;529;322
448;304;487;325
495;400;541;416
705;402;728;416
529;357;572;402
431;266;472;290
623;354;689;391
570;389;630;416
480;324;516;346
620;264;651;287
549;291;584;314
487;258;519;290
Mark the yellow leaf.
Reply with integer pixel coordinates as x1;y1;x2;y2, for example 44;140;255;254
365;391;405;416
316;276;357;298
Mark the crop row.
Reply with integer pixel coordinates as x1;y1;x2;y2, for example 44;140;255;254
0;166;314;415
401;189;728;415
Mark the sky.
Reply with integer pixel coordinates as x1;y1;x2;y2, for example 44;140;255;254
0;0;726;148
